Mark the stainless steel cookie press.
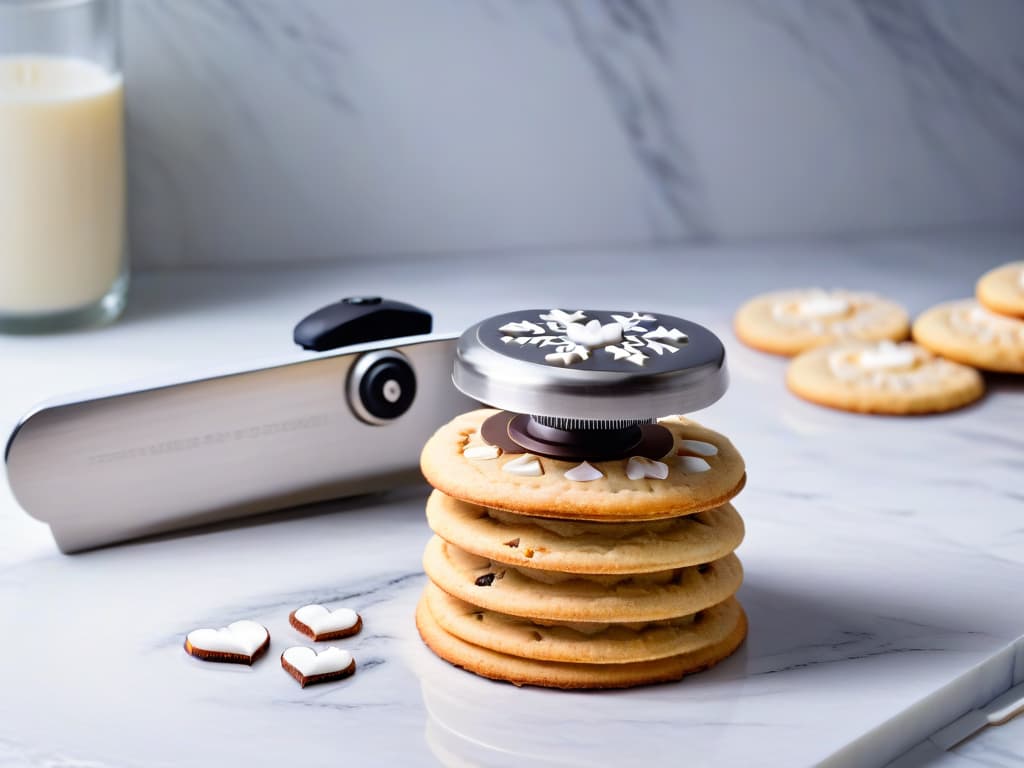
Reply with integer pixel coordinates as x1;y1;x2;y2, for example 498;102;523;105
5;302;726;552
5;297;472;552
451;308;728;461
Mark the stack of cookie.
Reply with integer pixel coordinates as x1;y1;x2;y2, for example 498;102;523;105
416;408;748;690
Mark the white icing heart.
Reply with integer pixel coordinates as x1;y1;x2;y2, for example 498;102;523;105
463;444;501;460
625;456;669;481
564;461;603;482
856;341;917;371
282;646;353;678
503;454;543;477
678;456;711;473
565;318;623;349
678;439;718;457
293;605;359;636
187;620;268;657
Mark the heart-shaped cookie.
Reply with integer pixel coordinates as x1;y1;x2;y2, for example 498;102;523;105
281;646;356;687
185;620;270;665
289;604;362;641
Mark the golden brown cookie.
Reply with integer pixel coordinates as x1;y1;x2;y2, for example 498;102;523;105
422;535;742;623
425;490;744;574
976;261;1024;318
734;289;910;356
416;590;747;689
913;300;1024;373
420;409;746;522
423;581;742;664
786;341;984;414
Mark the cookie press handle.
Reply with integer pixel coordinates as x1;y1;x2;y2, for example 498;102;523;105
293;297;432;352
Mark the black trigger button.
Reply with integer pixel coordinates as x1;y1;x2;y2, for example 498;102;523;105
294;298;432;352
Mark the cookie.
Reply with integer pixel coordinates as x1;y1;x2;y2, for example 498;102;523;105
416;590;747;689
289;604;362;641
913;300;1024;373
423;581;742;664
419;409;746;522
281;646;356;687
184;620;270;665
425;490;744;574
422;535;742;623
734;289;910;356
976;261;1024;318
786;341;984;414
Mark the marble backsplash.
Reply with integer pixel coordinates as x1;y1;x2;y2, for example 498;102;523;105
122;1;1024;267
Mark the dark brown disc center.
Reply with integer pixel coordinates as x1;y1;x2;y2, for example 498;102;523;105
479;411;674;462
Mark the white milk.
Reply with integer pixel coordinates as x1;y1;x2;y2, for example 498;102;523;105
0;56;125;314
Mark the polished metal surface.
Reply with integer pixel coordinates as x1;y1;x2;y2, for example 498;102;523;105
346;348;414;425
5;334;472;552
453;308;728;419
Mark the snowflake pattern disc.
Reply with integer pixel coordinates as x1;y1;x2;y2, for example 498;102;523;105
498;309;689;367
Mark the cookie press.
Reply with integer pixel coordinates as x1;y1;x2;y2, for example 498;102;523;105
5;297;473;552
451;308;729;460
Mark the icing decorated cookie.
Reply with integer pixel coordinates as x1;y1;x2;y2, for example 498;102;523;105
289;604;362;641
734;289;910;356
420;409;746;522
913;300;1024;374
786;341;985;414
281;646;356;687
976;261;1024;318
422;581;743;665
421;535;742;623
425;490;744;574
184;620;270;665
416;589;746;689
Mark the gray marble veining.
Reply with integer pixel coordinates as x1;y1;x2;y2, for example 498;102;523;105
1;232;1023;766
118;1;1024;267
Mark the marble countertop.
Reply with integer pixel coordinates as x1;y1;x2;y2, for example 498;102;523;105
1;232;1023;767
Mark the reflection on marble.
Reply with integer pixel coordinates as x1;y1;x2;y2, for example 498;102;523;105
891;715;1024;768
121;1;1024;267
1;233;1024;766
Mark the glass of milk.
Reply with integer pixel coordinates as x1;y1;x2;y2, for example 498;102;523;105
0;0;127;333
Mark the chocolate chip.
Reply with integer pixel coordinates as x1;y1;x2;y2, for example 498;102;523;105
475;573;496;587
504;538;520;548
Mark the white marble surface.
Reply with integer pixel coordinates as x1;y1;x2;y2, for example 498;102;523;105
1;232;1023;767
120;1;1024;267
